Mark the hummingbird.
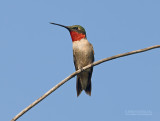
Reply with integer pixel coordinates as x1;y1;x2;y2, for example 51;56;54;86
50;23;94;96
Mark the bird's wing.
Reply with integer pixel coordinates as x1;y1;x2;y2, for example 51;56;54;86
73;50;78;71
90;43;95;62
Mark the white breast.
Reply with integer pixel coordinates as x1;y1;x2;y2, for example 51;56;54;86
72;38;93;69
72;38;91;52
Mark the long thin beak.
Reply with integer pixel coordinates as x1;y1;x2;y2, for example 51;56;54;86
50;22;70;30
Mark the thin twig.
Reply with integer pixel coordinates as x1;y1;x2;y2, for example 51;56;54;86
11;45;160;121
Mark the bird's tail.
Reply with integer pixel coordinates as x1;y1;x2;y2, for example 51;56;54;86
76;76;82;97
76;75;92;97
85;79;91;96
85;71;92;96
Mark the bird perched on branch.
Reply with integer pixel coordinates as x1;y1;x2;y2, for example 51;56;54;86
51;23;94;96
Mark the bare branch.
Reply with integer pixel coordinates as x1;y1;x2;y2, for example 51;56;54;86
11;45;160;121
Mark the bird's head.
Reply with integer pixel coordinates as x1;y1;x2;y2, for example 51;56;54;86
50;23;86;42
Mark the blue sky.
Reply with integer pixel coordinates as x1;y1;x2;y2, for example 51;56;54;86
0;0;160;121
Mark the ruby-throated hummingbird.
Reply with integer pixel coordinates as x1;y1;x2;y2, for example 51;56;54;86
50;23;94;96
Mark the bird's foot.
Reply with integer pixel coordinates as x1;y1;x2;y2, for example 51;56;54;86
80;68;84;72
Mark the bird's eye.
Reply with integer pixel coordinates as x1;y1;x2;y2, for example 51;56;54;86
73;27;78;30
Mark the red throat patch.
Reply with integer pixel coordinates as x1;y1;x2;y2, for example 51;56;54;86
70;31;86;42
